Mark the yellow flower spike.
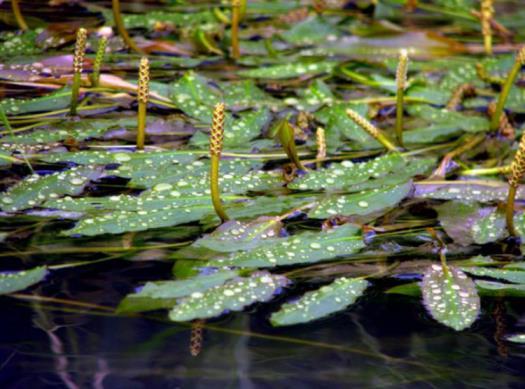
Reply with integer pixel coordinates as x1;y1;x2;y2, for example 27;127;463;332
11;0;28;31
90;36;108;87
395;49;409;148
506;134;525;236
490;46;525;132
112;0;144;54
231;0;241;60
209;102;230;223
345;108;399;153
480;0;494;56
136;57;150;151
315;127;326;169
70;28;87;116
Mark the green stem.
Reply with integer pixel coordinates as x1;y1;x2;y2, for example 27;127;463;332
11;0;28;30
461;165;510;176
0;106;33;172
112;0;143;54
506;184;518;236
69;72;82;116
490;56;523;131
210;154;229;222
395;86;405;148
136;101;146;150
90;37;108;87
231;0;241;59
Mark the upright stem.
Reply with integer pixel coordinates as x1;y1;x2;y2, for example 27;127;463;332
112;0;143;54
480;0;493;56
70;28;87;117
209;103;229;223
506;132;525;236
490;47;525;131
506;185;518;236
315;127;326;169
395;49;408;148
11;0;28;31
231;0;241;60
136;57;149;151
90;36;108;87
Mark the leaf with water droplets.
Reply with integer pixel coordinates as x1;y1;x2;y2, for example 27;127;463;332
506;334;525;344
0;87;71;116
475;280;525;297
206;224;364;268
239;61;337;80
463;267;525;284
0;266;47;295
421;264;480;331
308;182;412;219
169;272;290;321
0;166;104;212
270;277;368;326
117;270;239;313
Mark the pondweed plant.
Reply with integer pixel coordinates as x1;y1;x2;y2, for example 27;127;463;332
395;49;408;148
345;108;398;152
230;0;242;60
209;102;229;223
490;46;525;131
4;1;525;354
89;36;108;87
112;0;143;54
136;57;149;151
480;0;494;56
70;28;87;117
506;133;525;236
10;0;28;31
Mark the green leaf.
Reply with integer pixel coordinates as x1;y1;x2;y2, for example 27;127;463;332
223;108;271;148
281;16;339;45
122;10;217;29
308;182;412;219
463;267;525;284
475;280;525;297
506;334;525;344
206;224;364;268
117;270;238;313
414;180;524;203
421;264;480;331
0;30;43;58
407;105;489;134
169;272;290;321
223;80;278;110
0;166;104;212
239;61;337;79
0;87;71;116
270;277;368;326
0;267;47;295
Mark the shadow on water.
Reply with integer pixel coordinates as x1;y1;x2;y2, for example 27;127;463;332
0;260;523;388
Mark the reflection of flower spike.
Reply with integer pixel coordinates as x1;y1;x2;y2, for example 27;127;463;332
490;46;525;132
70;28;87;116
190;320;204;357
506;134;525;236
209;103;229;223
136;57;149;150
90;36;108;87
395;49;408;147
346;108;398;153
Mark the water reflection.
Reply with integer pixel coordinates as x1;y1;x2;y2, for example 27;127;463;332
0;267;524;388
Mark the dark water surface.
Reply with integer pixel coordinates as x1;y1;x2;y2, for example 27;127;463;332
0;261;524;389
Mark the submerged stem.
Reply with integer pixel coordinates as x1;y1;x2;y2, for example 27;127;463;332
209;102;229;223
490;47;525;132
112;0;144;54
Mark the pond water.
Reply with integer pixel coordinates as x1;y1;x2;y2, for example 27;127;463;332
1;259;524;388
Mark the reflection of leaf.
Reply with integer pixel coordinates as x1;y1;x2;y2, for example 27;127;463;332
308;182;412;219
206;223;364;268
421;264;480;331
506;334;525;344
270;277;368;326
169;272;290;321
117;270;238;313
0;267;47;295
1;166;104;212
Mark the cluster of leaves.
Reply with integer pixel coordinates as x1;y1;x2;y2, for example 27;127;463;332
1;0;525;342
